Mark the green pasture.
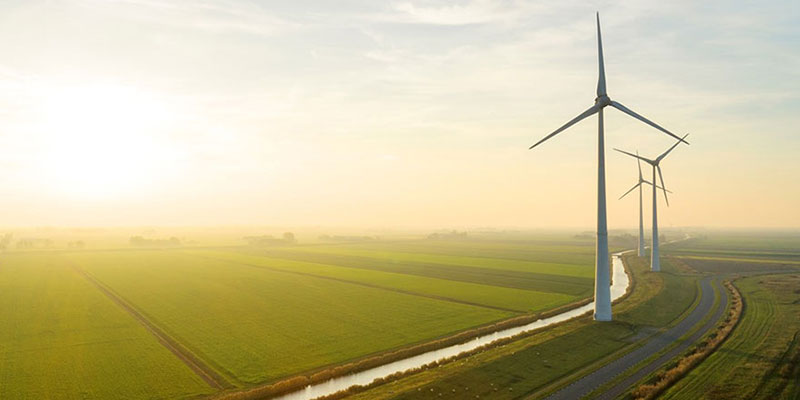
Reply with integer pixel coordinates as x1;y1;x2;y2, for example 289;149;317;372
664;232;800;263
267;245;594;277
193;250;577;312
298;239;597;265
0;253;213;400
0;235;607;398
66;250;514;384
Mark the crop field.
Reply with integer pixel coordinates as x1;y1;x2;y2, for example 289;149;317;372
0;234;596;398
0;253;214;399
662;273;800;399
664;232;800;265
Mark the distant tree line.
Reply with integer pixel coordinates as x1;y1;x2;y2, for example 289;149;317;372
0;233;13;250
67;241;86;249
129;236;181;247
244;232;296;246
16;238;54;249
609;233;638;248
318;235;376;242
427;230;468;240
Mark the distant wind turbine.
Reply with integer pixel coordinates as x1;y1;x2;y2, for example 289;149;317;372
618;150;672;257
615;134;689;271
528;13;688;321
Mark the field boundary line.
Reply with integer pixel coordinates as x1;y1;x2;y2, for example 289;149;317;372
191;253;526;313
70;265;233;390
238;248;593;295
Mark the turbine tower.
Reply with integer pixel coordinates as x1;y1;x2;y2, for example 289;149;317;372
615;134;689;271
528;13;687;321
618;151;671;257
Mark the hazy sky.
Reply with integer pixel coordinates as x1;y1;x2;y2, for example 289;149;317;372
0;0;798;228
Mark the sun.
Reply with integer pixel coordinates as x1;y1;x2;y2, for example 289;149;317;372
37;84;174;199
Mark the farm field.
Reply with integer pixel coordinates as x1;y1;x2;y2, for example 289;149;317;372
0;253;214;399
0;234;597;398
663;232;800;265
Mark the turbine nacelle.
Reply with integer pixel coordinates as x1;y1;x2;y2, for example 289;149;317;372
529;13;688;150
595;95;612;107
614;133;688;207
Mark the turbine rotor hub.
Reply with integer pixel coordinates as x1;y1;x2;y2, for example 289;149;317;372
595;95;611;107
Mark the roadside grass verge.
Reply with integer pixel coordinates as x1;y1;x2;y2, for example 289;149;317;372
660;273;800;399
630;279;743;399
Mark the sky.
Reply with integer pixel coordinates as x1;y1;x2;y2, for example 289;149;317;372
0;0;798;229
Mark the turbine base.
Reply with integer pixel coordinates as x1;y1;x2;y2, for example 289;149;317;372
593;311;612;321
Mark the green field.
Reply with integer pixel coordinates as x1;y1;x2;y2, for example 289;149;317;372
0;234;595;398
664;232;800;264
0;253;214;399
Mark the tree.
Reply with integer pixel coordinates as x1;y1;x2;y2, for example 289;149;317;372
283;232;296;243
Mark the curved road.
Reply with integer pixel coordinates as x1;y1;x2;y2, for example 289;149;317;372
544;276;728;400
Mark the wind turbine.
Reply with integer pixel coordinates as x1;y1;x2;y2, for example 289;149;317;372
618;151;671;257
528;13;688;321
615;134;689;271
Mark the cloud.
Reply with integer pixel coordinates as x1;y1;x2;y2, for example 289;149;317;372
389;0;538;25
75;0;300;36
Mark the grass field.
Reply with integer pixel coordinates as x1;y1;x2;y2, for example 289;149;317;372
67;250;513;384
664;232;800;265
0;234;596;398
661;273;800;399
0;253;214;399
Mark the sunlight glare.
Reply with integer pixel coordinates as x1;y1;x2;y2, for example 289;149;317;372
38;84;174;199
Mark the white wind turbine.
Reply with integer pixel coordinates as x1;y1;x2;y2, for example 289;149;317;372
529;13;688;321
618;151;672;257
615;134;689;271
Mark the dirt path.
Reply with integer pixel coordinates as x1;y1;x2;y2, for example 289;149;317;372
71;265;233;390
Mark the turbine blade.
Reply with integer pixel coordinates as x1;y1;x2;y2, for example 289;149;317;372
613;148;655;165
619;182;640;200
610;100;689;144
656;133;690;162
636;150;643;180
657;165;669;206
641;180;673;193
529;104;599;149
596;12;607;97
